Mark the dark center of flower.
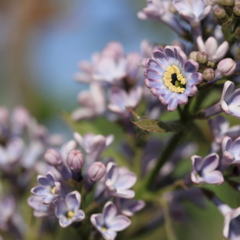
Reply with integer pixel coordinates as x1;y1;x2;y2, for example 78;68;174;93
163;65;186;93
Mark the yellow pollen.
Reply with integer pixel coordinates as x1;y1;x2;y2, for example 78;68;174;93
101;227;107;232
67;211;75;219
51;186;56;195
163;65;186;93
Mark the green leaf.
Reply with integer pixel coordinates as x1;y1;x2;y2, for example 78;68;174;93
131;119;181;133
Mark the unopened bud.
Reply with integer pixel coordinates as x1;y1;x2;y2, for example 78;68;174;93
217;58;237;76
0;107;8;125
66;149;85;172
88;162;106;181
189;51;198;61
207;60;215;68
233;4;240;16
214;7;228;23
219;0;234;6
196;52;208;64
203;68;215;81
44;149;62;166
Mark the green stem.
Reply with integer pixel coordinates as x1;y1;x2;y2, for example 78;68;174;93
144;129;186;190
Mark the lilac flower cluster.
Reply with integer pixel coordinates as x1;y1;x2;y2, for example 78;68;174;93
28;132;144;239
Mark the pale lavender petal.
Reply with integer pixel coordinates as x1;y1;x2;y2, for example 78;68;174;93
31;186;49;196
201;153;219;173
115;189;135;199
203;171;224;185
59;217;72;228
107;215;131;231
56;199;68;217
115;172;137;190
103;202;117;224
65;191;80;211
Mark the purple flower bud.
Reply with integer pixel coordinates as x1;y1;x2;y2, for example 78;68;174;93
44;149;62;166
88;162;106;181
233;4;240;16
214;7;228;22
66;149;85;172
217;58;236;76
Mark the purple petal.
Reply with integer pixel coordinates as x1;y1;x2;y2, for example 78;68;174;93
107;215;131;231
114;172;137;190
65;191;81;211
115;189;135;199
73;210;85;221
37;176;50;187
231;137;240;158
103;202;117;224
31;186;49;196
221;81;235;103
91;214;104;228
145;69;162;80
222;136;232;152
56;199;68;217
146;59;164;72
203;170;224;185
184;60;198;73
191;155;203;172
59;217;72;228
201;153;219;173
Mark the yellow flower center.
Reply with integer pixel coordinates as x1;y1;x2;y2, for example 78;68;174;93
51;186;56;195
67;211;75;219
163;65;186;93
101;227;107;232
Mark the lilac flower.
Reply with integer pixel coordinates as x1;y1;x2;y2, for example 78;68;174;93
105;162;137;199
213;197;240;240
173;0;212;25
145;46;202;111
222;136;240;164
198;37;229;62
138;0;186;35
74;132;114;164
31;171;61;204
28;195;53;217
108;86;142;117
72;83;106;121
91;201;131;240
209;115;240;152
191;153;224;185
0;195;15;230
114;198;145;217
55;191;85;227
204;81;240;119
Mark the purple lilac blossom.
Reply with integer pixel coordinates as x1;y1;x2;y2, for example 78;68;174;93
204;81;240;118
108;86;142;117
105;162;137;199
91;201;131;240
173;0;212;25
31;171;61;204
191;153;224;185
55;191;85;227
145;46;202;111
222;136;240;164
114;198;145;217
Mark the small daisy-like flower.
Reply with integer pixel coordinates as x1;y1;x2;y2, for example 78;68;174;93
145;46;202;111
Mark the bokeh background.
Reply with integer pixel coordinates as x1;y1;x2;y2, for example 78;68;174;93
0;1;238;239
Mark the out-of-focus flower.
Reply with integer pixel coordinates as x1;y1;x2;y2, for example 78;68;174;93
191;153;224;185
28;195;53;217
145;46;202;111
213;197;240;240
31;171;61;204
199;37;229;62
91;201;131;240
88;162;106;182
55;191;85;228
105;162;136;199
204;81;240;119
114;198;145;217
222;136;240;164
108;86;142;117
209;115;240;152
138;0;186;35
44;148;62;166
72;83;106;121
74;132;114;163
173;0;212;25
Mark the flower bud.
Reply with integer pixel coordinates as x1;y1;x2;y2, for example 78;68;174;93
12;107;29;129
203;68;215;81
219;0;234;6
189;51;198;61
217;58;237;76
66;149;85;172
44;149;62;166
207;60;215;68
233;4;240;16
196;52;208;64
235;0;240;5
88;162;106;181
214;7;228;23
